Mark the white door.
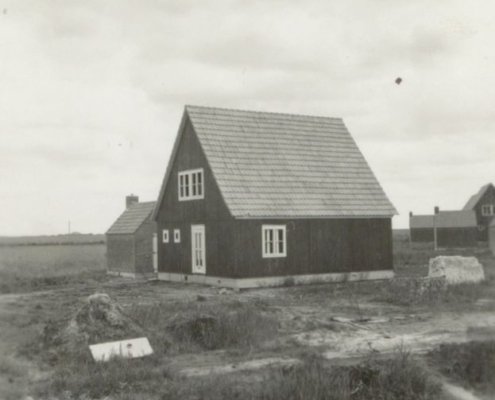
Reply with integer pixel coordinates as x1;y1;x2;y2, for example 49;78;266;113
191;225;206;274
152;233;158;273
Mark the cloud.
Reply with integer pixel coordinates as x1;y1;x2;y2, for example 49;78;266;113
0;0;494;234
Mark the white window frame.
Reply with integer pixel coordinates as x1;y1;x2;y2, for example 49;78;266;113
174;229;181;243
262;225;287;258
162;229;169;243
178;168;204;201
481;204;494;216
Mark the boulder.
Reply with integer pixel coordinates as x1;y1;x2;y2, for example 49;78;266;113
428;256;485;285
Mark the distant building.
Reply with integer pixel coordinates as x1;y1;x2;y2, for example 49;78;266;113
106;195;157;278
409;208;477;248
463;183;495;241
152;105;397;289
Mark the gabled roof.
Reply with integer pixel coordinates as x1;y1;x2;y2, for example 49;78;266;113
463;183;494;210
154;105;397;219
107;202;156;235
410;210;477;229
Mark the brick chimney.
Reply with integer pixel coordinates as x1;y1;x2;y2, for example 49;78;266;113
409;211;413;218
434;206;440;214
126;194;139;209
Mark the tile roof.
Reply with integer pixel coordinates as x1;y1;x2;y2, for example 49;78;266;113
410;210;477;229
182;105;396;218
107;202;156;235
463;183;494;210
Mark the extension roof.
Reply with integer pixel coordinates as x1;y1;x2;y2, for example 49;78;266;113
410;210;477;229
106;202;156;235
155;105;397;219
463;183;494;210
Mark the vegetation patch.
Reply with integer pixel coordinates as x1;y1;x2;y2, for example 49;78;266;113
429;340;495;394
259;351;441;400
129;300;278;353
380;277;482;307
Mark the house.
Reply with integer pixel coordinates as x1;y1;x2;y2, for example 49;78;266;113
409;207;477;248
152;105;397;289
106;195;157;278
463;183;495;241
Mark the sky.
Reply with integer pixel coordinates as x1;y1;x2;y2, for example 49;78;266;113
1;0;494;235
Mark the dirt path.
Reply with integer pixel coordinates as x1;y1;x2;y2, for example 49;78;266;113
1;280;495;399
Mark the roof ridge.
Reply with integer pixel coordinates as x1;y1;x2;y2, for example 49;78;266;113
185;104;343;122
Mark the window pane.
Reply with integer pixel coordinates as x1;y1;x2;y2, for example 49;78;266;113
192;173;196;196
179;175;184;198
278;229;284;254
185;174;189;196
198;172;202;195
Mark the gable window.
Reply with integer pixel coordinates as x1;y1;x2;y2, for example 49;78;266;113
174;229;181;243
162;229;169;243
262;225;286;258
482;204;494;216
178;169;204;201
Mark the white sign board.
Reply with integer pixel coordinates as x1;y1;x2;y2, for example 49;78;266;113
89;337;153;362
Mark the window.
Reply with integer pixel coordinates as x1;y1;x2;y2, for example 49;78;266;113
174;229;181;243
481;204;495;216
162;229;169;243
262;225;286;258
178;169;204;201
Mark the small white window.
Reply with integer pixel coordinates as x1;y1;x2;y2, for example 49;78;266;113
262;225;286;258
481;204;494;216
174;229;181;243
178;169;204;201
162;229;169;243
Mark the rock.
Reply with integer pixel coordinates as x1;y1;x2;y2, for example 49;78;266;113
196;294;207;302
428;256;485;285
218;288;231;295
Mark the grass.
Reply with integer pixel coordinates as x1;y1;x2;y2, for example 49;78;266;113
0;244;107;293
129;300;278;353
429;340;495;394
34;299;279;398
257;351;441;400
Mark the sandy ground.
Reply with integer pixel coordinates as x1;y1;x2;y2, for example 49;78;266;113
1;278;495;399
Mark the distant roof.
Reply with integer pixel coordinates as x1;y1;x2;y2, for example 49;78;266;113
155;105;397;218
107;202;156;235
410;210;477;229
463;183;494;210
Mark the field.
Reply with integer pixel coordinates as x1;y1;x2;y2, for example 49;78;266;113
0;232;494;399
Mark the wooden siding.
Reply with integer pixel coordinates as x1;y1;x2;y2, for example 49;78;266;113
473;185;495;241
489;224;495;255
232;218;393;278
156;116;234;276
106;234;135;273
411;227;477;247
410;228;434;243
134;220;156;274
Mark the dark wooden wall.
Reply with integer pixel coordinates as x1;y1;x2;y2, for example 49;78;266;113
473;185;495;241
156;116;234;276
231;218;393;278
106;234;134;273
437;227;477;247
134;219;156;274
410;228;434;243
411;227;477;247
489;225;495;255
